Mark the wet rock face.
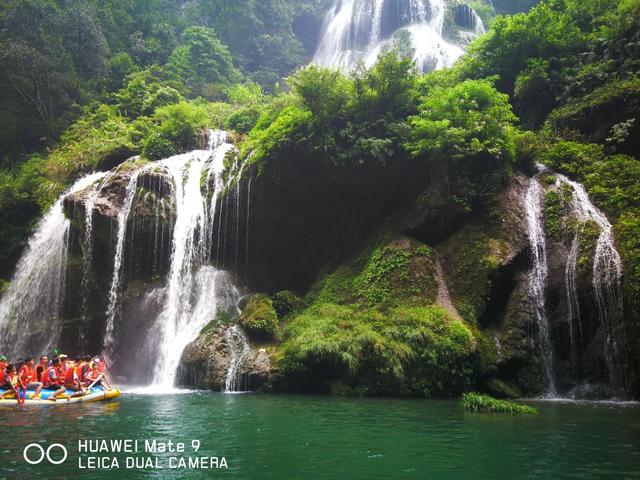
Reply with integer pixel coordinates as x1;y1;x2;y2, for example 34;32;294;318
231;153;454;294
177;324;272;391
59;161;177;356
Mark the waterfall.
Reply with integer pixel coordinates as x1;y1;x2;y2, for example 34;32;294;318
80;173;111;335
313;0;481;72
471;7;485;36
0;172;107;358
245;176;252;273
103;166;146;362
524;174;557;396
556;174;624;380
565;235;582;370
149;131;243;388
224;324;250;392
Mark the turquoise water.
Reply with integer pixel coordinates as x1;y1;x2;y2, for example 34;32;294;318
1;392;639;479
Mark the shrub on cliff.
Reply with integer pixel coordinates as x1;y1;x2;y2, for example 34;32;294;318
405;78;517;209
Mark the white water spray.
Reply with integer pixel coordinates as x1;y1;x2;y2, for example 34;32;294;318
150;132;244;388
313;0;480;72
224;324;250;392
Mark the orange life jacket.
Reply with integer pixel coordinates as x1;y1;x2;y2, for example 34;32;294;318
0;369;6;385
18;365;33;384
64;366;78;387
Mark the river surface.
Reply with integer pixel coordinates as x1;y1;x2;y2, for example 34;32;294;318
1;392;638;479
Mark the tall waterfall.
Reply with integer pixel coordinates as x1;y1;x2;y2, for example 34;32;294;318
0;172;107;358
524;174;557;396
557;174;624;380
313;0;482;72
149;140;242;388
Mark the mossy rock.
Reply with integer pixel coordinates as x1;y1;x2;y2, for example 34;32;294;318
239;294;279;340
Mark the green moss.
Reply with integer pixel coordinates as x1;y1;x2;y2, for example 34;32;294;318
239;294;279;340
575;220;600;276
544;188;569;242
437;225;498;323
462;392;538;414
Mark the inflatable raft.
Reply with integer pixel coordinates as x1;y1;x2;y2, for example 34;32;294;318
0;385;120;406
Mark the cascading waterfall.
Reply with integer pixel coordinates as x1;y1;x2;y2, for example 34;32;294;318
0;172;107;358
556;174;624;380
524;174;557;396
224;324;250;392
313;0;483;72
147;131;248;389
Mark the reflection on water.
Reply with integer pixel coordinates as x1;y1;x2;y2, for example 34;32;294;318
1;393;639;479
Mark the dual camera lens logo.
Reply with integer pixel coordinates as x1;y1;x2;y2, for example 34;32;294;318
23;442;68;465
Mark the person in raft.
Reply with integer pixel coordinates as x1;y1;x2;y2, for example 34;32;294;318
63;356;87;398
0;364;20;400
35;355;48;383
84;357;112;389
42;358;66;400
19;357;43;399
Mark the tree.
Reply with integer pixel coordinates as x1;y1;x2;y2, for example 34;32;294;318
166;26;240;97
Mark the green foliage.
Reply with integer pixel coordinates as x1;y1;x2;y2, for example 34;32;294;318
462;392;538;414
270;291;303;319
167;26;240;97
142;133;176;160
0;155;47;278
280;303;476;396
406;78;517;208
149;102;209;152
239;294;279;340
547;77;640;152
44;104;139;197
618;212;640;307
544;189;566;242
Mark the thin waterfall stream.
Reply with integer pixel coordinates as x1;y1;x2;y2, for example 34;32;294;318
524;173;557;397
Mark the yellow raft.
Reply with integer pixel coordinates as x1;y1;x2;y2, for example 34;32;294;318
0;385;120;406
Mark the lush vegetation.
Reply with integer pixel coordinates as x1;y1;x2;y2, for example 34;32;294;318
2;0;640;396
274;239;481;396
462;392;538;414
